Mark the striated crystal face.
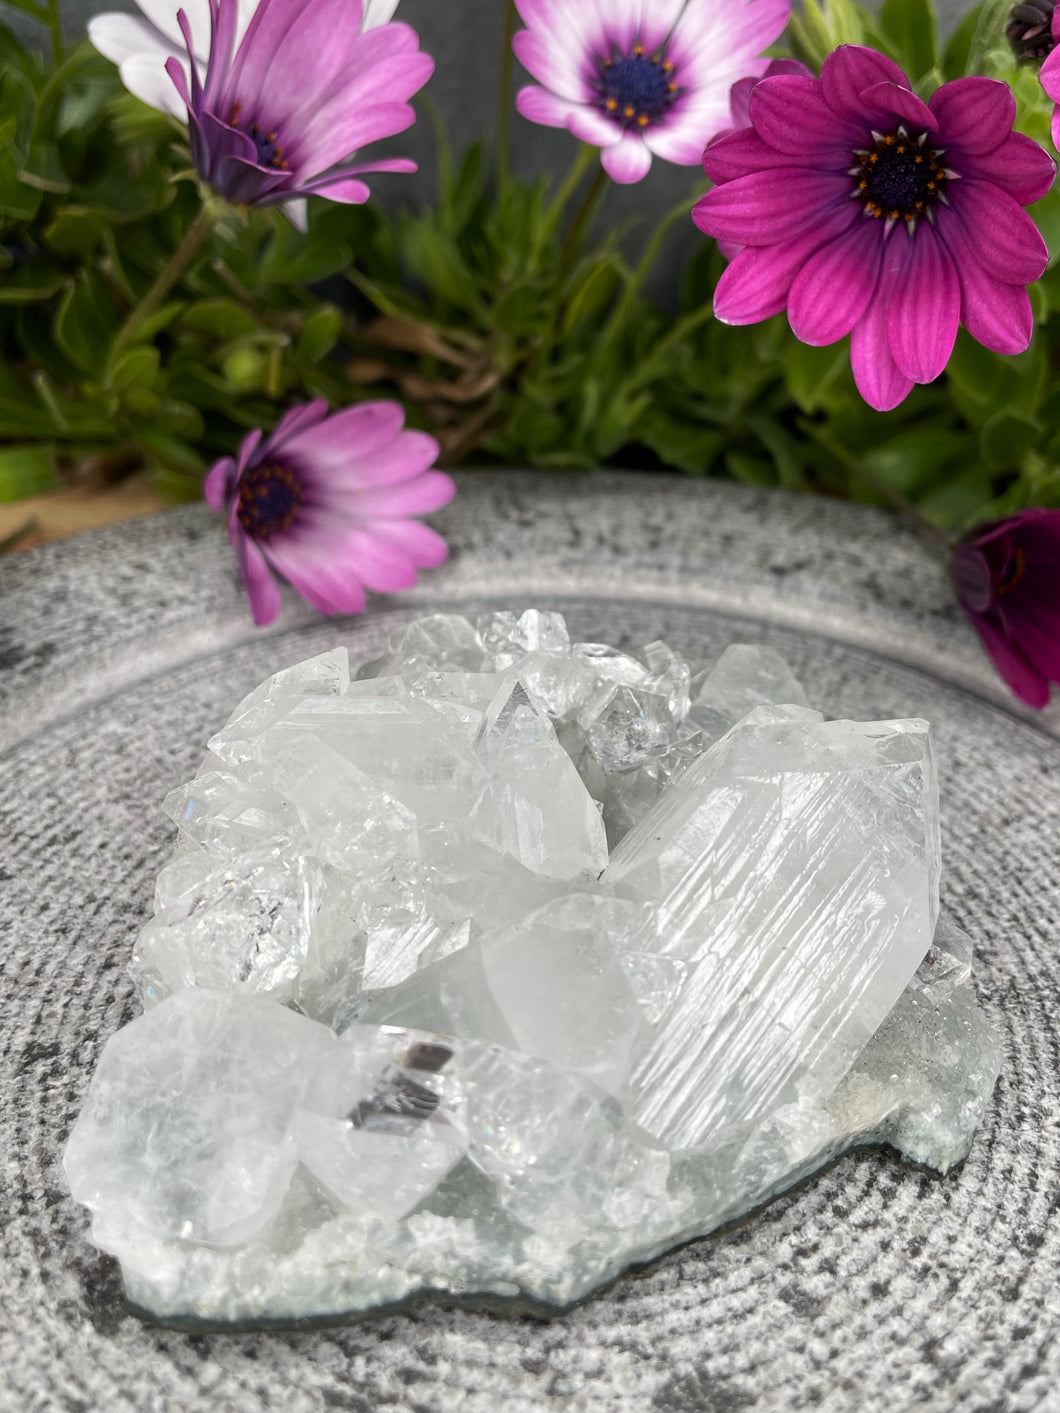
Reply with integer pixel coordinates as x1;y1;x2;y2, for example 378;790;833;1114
64;617;1000;1326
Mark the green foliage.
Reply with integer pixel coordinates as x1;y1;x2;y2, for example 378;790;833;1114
1;0;1059;536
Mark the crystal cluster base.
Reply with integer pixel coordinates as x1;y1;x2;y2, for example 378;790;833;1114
64;612;1000;1325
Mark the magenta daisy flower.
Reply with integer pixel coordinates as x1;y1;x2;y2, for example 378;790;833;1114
163;0;433;213
204;401;455;626
950;508;1060;708
512;0;791;184
693;46;1055;410
1036;10;1060;142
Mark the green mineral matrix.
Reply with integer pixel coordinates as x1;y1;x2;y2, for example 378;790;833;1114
64;612;1000;1326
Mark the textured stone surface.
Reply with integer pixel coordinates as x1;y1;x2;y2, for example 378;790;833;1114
1;472;1059;1411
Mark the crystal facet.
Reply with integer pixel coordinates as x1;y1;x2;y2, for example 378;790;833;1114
64;620;999;1326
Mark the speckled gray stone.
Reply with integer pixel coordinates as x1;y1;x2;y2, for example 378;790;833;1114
2;471;1059;1413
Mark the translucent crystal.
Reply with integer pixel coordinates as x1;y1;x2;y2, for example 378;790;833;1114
362;613;484;678
689;643;809;745
468;680;608;880
208;647;349;766
132;847;321;1007
478;609;571;670
364;895;659;1096
162;770;293;857
609;706;940;1148
293;1025;466;1219
64;989;337;1248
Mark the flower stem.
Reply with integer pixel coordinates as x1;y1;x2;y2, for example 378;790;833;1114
495;0;518;195
113;204;217;354
601;187;697;344
556;164;608;287
543;143;596;240
44;0;63;63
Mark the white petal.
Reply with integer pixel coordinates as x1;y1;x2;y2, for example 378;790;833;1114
362;0;400;27
87;12;172;65
135;0;213;51
281;197;309;231
122;52;190;115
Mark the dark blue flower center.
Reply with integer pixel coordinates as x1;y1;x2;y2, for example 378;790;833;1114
851;128;952;233
229;105;289;170
237;462;304;540
594;43;680;129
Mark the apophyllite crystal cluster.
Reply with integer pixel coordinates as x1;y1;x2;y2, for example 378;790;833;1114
64;611;1000;1325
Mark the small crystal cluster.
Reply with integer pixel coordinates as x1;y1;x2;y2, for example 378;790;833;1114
64;612;1001;1325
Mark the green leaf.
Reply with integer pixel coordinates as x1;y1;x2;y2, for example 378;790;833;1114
638;410;722;475
861;429;970;496
562;254;623;339
492;280;548;338
877;0;936;78
783;342;851;414
942;0;984;78
44;206;110;257
0;261;64;303
0;149;42;221
294;304;342;366
180;298;261;341
0;443;59;502
979;409;1042;471
54;271;118;375
107;345;160;393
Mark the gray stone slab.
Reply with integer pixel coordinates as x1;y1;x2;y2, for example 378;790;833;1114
2;471;1059;1411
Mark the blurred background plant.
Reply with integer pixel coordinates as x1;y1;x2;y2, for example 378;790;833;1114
2;0;1060;552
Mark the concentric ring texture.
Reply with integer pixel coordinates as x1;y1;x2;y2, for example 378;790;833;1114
1;473;1058;1413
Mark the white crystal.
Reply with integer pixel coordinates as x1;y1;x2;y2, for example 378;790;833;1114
64;613;999;1328
64;989;337;1248
689;643;809;745
608;706;940;1148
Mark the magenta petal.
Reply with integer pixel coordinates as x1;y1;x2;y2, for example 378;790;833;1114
1042;45;1060;101
886;225;960;384
857;81;937;132
955;132;1056;206
820;46;910;124
267;400;329;454
370;518;449;569
344;528;419;591
711;204;858;323
693;169;849;245
515;85;575;129
749;75;863;158
292;175;371;204
849;238;915;411
702;128;819;184
950;181;1049;285
936;209;1034;355
235;427;263;477
567;105;624;147
1007;610;1060;682
970;614;1050;707
234;524;283;626
600;135;653;184
290;401;407;463
204;456;235;510
352;471;456;518
787;216;883;345
929;77;1015;155
264;538;367;615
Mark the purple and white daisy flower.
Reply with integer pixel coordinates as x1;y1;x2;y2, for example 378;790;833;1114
157;0;432;217
693;46;1056;411
89;0;400;120
513;0;791;184
204;400;455;626
950;508;1060;708
1036;9;1060;144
